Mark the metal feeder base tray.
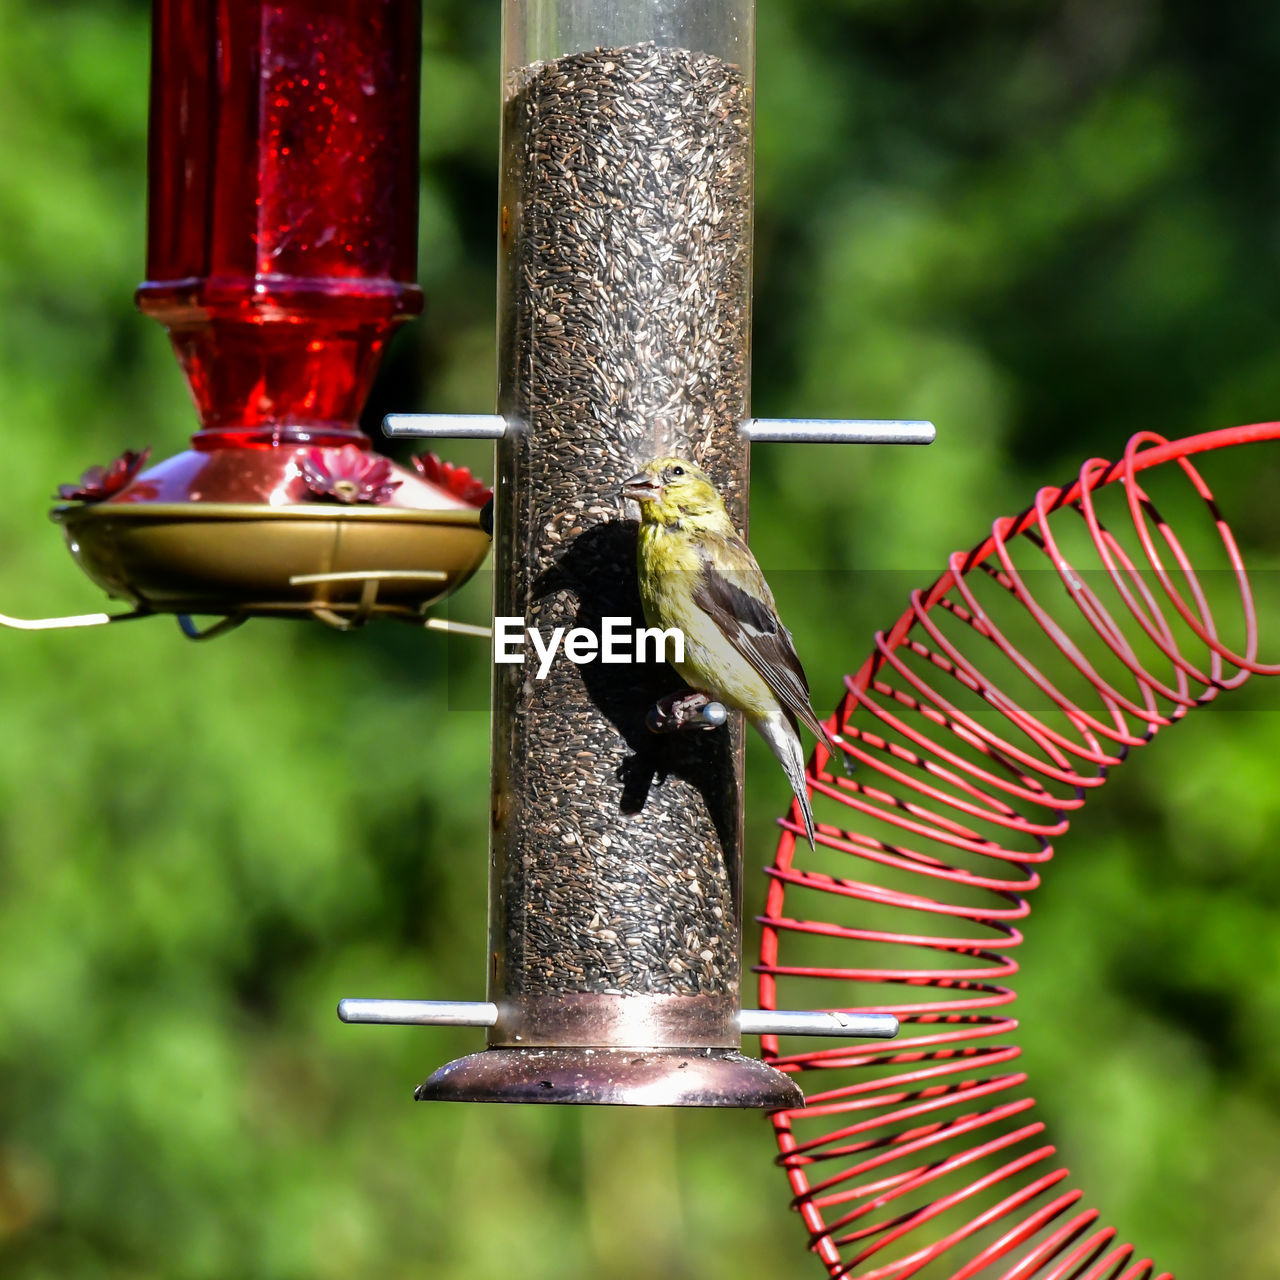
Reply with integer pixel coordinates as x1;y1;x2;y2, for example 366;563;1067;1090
415;1046;805;1109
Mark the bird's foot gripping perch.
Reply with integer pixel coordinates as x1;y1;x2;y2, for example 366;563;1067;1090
646;690;728;734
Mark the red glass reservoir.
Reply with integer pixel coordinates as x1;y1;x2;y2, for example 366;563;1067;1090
53;0;491;628
138;0;423;447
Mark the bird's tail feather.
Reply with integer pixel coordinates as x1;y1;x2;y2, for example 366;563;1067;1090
758;714;816;849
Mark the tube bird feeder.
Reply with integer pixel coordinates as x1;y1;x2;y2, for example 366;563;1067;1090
34;0;492;636
342;0;916;1106
455;0;769;1105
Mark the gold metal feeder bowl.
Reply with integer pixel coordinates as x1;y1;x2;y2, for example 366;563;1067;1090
51;444;492;632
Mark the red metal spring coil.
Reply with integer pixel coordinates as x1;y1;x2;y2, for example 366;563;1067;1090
758;423;1280;1279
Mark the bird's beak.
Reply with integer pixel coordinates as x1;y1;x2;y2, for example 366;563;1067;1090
622;472;662;503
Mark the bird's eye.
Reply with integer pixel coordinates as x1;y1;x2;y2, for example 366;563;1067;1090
671;466;685;477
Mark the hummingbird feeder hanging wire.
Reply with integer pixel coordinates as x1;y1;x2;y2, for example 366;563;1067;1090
758;421;1280;1279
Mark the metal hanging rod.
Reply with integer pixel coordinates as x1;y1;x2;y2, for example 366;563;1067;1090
337;998;900;1040
384;415;935;447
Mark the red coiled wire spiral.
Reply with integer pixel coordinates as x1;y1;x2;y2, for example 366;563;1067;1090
758;423;1280;1279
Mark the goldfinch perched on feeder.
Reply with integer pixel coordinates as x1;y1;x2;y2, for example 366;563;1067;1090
623;457;837;848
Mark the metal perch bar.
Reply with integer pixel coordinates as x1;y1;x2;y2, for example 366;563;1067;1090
740;418;935;445
337;998;899;1039
383;414;936;447
383;414;508;439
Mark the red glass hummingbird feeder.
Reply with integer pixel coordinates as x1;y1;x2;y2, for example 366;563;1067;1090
44;0;491;634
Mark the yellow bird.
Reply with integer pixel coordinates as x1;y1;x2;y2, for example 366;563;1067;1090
622;457;835;848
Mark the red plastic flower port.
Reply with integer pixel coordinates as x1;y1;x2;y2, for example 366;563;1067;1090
412;453;493;508
299;445;401;505
56;448;151;502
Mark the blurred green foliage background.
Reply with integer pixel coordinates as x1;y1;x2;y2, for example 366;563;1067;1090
2;0;1280;1276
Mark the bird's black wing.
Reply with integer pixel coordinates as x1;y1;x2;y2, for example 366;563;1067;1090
691;536;834;747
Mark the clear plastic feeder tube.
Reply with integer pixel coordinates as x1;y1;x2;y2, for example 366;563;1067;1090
498;0;756;466
502;0;754;83
415;0;792;1107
